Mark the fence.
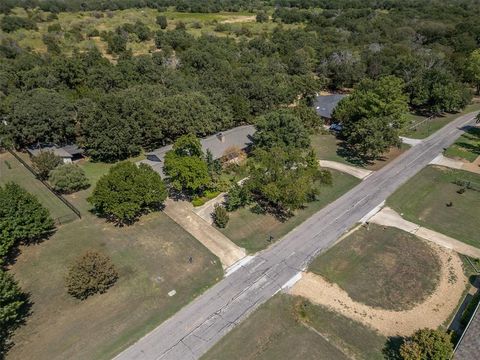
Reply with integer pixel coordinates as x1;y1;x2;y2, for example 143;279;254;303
406;114;437;131
7;149;82;219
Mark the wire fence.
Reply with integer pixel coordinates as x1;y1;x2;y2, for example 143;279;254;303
406;114;437;130
7;149;82;219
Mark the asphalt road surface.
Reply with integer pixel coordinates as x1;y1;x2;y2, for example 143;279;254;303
114;111;479;360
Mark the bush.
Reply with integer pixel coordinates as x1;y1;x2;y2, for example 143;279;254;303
225;184;250;211
213;204;229;228
256;11;269;23
32;151;62;180
49;164;89;193
65;251;118;300
0;15;37;33
156;15;167;29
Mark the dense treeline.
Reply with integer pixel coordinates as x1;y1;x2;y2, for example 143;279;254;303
0;0;263;14
0;0;479;162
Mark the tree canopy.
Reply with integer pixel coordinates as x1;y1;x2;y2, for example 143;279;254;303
88;162;167;224
399;328;453;360
334;76;409;161
0;183;54;263
49;164;90;193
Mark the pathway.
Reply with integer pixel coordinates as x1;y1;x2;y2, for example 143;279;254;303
400;136;423;146
163;198;246;269
430;154;480;175
290;244;466;336
319;160;373;179
369;207;480;258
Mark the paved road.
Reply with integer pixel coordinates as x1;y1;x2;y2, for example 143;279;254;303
114;112;479;360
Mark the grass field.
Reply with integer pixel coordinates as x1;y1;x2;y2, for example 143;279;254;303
387;166;480;248
309;225;441;311
311;133;409;170
445;127;480;162
219;170;360;253
3;7;298;57
9;211;222;360
202;294;386;360
401;100;480;139
0;151;77;223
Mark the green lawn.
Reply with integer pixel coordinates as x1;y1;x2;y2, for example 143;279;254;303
220;170;360;253
202;294;386;360
9;211;222;360
402;101;480;139
445;127;480;162
311;133;409;170
387;166;480;248
309;225;441;311
0;151;77;223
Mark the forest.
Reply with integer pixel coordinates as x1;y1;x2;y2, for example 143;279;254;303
0;0;478;163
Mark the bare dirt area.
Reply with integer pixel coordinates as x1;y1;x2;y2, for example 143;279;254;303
291;244;466;336
221;15;256;24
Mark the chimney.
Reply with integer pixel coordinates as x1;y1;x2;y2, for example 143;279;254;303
217;132;225;143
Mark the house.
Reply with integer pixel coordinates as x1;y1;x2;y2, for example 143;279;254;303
314;93;347;123
27;144;84;164
141;125;255;177
453;301;480;360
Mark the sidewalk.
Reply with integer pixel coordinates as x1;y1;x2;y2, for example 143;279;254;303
319;160;373;179
430;154;480;175
164;198;246;269
369;207;480;258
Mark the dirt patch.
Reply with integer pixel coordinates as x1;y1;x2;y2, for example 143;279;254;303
221;15;256;24
290;244;466;336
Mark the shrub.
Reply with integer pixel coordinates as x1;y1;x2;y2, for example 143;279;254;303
256;11;269;23
156;15;167;29
65;251;118;300
49;164;89;193
213;204;229;228
32;151;62;180
225;184;250;211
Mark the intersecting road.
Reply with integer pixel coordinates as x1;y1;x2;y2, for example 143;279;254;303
114;111;479;360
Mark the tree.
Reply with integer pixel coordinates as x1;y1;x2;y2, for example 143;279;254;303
466;49;480;94
212;204;229;228
246;146;330;217
399;329;453;360
5;89;76;148
253;110;311;150
225;183;251;211
88;162;167;225
65;251;118;300
31;151;62;180
0;270;28;356
334;76;409;161
49;164;89;193
156;15;168;29
163;134;211;195
0;183;54;263
256;11;269;23
409;68;472;114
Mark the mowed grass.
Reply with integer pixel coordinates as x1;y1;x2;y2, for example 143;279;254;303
388;166;480;248
202;294;386;360
445;127;480;162
219;170;360;253
0;151;77;222
309;225;441;311
402;101;480;139
310;133;409;170
9;211;223;360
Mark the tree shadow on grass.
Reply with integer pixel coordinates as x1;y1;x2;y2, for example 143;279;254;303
336;141;374;167
383;336;404;360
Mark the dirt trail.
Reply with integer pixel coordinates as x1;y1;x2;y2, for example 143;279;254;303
290;244;466;336
221;16;256;24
